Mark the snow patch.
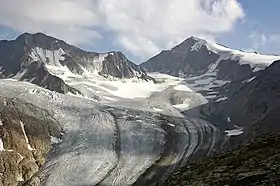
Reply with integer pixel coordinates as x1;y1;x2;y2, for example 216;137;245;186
148;72;183;80
17;175;24;182
172;99;191;111
227;117;231;122
225;125;244;136
191;39;208;51
173;84;193;92
50;136;62;144
153;108;163;112
225;128;243;136
20;121;35;151
167;123;175;127
173;103;190;110
215;97;228;102
29;47;66;66
0;138;4;151
242;76;256;83
103;96;117;101
17;153;24;161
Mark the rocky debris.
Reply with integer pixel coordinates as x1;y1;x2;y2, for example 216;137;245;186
0;96;62;185
161;133;280;186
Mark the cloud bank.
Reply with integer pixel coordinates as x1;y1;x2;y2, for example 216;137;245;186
0;0;244;59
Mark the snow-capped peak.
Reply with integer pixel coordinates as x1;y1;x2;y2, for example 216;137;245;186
189;36;280;71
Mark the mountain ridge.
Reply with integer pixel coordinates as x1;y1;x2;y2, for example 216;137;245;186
0;32;154;94
141;36;280;81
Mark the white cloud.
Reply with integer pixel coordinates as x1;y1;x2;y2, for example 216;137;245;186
0;0;244;59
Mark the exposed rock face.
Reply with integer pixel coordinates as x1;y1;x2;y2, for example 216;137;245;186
215;59;254;82
99;52;153;81
19;61;81;94
203;60;280;139
0;96;62;185
161;133;280;186
0;33;153;94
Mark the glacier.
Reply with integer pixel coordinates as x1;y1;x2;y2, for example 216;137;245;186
0;72;223;185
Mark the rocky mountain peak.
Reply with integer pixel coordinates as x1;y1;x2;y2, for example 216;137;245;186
141;36;280;82
15;32;72;52
171;36;207;54
0;32;154;94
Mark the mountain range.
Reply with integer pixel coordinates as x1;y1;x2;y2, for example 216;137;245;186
0;32;280;186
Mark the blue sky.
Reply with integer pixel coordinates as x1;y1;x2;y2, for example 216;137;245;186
0;0;279;63
218;0;280;55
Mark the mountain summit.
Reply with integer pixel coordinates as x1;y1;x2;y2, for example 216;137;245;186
141;36;280;82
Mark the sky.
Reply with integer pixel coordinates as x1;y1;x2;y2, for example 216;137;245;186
0;0;279;63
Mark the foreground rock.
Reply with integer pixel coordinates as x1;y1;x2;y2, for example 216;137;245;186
0;96;62;186
162;133;280;186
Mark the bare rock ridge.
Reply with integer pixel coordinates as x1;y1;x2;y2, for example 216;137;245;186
0;32;153;94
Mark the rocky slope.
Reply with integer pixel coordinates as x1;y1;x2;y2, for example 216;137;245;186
160;60;280;186
0;33;152;94
0;96;62;186
203;59;280;140
161;133;280;186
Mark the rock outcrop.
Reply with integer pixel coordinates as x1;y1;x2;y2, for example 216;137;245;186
0;96;62;185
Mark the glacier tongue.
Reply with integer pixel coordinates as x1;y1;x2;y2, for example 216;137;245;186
0;73;221;185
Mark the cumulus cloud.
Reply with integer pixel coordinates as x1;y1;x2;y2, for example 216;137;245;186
0;0;244;59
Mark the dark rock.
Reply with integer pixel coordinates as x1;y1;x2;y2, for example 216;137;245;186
206;60;280;138
161;133;280;186
216;59;253;81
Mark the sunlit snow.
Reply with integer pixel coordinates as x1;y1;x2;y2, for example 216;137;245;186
20;121;35;151
173;84;193;92
0;138;4;151
225;128;244;136
153;108;163;112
